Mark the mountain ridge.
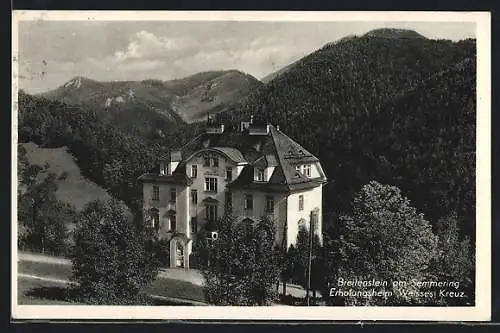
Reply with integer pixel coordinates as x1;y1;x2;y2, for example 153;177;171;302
39;70;262;124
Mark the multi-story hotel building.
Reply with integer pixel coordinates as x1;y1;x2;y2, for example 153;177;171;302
138;117;327;268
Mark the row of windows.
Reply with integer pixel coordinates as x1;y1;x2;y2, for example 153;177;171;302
152;213;317;236
151;196;308;235
243;194;274;212
203;155;219;167
191;165;233;182
150;208;176;232
152;186;176;202
151;209;200;234
154;186;304;212
245;195;304;212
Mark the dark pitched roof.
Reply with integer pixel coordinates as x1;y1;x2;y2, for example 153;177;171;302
253;154;278;167
159;150;183;162
141;124;326;192
268;126;321;186
184;147;246;164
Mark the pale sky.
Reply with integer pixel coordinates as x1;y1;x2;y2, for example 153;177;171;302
17;20;476;93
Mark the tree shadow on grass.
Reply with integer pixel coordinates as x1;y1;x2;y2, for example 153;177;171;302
25;286;79;303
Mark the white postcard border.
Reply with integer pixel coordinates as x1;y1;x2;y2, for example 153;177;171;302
11;10;491;321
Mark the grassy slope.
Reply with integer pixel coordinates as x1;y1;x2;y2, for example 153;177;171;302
21;142;111;211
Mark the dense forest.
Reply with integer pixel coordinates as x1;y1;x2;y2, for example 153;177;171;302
217;33;476;239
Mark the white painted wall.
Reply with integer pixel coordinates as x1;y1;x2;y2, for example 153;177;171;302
231;189;288;246
286;184;323;247
142;182;189;238
184;150;237;232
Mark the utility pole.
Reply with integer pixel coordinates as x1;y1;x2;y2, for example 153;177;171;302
306;210;315;306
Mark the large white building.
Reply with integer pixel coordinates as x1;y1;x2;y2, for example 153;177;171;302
138;118;327;269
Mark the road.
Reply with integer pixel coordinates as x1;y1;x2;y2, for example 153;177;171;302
17;251;314;305
17;251;206;305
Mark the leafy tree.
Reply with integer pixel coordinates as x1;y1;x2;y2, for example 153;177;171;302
201;215;280;305
431;213;474;305
70;198;159;305
326;181;438;305
17;148;75;255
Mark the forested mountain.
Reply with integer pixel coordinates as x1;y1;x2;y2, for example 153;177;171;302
217;30;476;237
39;70;262;127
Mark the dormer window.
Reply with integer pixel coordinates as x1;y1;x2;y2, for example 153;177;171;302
160;162;169;175
304;164;311;177
255;168;265;182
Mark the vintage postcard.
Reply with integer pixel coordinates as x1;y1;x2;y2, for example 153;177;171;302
11;10;491;321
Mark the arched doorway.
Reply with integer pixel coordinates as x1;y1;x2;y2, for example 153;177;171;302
169;236;193;269
175;241;184;268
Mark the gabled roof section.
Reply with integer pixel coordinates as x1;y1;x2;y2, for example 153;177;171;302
186;147;246;164
147;123;326;192
269;125;324;186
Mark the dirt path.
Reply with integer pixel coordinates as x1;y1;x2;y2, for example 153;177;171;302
17;251;315;297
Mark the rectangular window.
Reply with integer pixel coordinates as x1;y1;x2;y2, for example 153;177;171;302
151;209;160;232
226;167;233;181
170;216;176;231
304;164;311;177
190;217;197;234
245;194;253;210
160;163;168;175
266;196;274;212
152;186;160;201
226;192;232;213
299;195;304;211
205;204;218;222
212;157;219;167
191;165;198;178
203;156;210;167
256;168;265;182
191;189;198;204
205;177;218;192
170;188;176;203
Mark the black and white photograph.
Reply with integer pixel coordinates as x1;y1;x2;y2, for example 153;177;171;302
11;11;491;321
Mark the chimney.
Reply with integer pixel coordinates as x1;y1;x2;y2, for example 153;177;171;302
276;125;280;131
250;114;254;124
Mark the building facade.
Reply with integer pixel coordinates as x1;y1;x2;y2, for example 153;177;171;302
138;118;327;269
